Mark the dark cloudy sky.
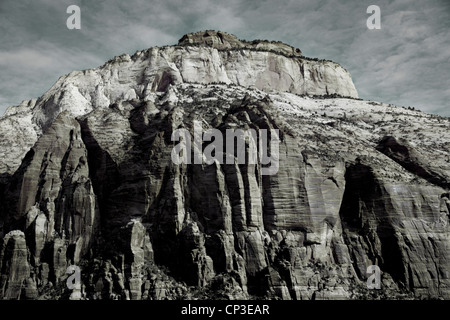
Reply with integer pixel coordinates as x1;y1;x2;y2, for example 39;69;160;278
1;0;449;116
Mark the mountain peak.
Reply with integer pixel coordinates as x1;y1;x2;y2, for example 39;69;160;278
178;30;242;49
0;30;358;175
0;30;450;301
178;30;303;57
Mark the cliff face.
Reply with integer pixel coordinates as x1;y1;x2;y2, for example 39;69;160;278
0;32;449;300
0;31;357;176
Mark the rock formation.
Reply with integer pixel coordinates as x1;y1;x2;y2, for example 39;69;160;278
0;31;449;300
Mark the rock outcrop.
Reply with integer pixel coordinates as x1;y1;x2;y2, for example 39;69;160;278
0;31;357;176
178;30;303;57
0;231;35;299
0;31;449;300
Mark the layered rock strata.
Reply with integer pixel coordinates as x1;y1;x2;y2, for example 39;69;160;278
0;32;449;300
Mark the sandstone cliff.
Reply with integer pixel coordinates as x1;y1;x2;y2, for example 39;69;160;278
0;31;449;300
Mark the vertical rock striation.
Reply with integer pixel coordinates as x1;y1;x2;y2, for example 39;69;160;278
0;31;449;299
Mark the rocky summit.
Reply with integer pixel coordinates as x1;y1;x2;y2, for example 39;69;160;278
0;30;449;300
